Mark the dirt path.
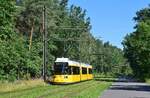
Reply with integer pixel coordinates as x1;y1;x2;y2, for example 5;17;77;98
100;82;150;98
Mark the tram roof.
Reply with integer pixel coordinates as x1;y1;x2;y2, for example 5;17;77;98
55;58;91;67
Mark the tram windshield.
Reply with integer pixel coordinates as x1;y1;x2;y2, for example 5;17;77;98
53;62;71;75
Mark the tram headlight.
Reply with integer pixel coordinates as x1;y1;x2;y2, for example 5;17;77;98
53;76;56;78
64;76;68;79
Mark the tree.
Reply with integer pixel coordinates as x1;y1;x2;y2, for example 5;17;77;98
123;5;150;80
0;0;26;81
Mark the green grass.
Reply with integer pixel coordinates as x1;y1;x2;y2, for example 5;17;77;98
146;79;150;84
0;79;111;98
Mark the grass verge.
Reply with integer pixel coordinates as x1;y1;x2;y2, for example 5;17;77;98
146;79;150;84
0;79;111;98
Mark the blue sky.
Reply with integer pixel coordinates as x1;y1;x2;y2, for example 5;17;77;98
68;0;150;49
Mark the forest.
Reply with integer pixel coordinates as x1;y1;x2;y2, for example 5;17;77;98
1;0;149;82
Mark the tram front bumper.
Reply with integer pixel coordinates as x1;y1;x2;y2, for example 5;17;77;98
50;75;70;83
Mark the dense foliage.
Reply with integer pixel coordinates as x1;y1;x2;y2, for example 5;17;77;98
0;0;130;81
123;5;150;80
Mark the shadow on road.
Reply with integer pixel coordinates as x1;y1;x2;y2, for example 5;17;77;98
95;77;150;92
110;83;150;92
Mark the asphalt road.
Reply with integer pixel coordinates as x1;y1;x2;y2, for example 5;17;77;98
100;82;150;98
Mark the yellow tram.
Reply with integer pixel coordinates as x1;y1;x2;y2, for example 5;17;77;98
50;58;93;84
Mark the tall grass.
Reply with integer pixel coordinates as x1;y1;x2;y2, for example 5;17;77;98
0;79;46;93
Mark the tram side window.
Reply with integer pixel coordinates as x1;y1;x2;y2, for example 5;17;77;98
72;66;80;75
82;68;87;74
89;68;92;74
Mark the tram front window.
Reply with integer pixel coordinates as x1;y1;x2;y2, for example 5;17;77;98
53;62;70;75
